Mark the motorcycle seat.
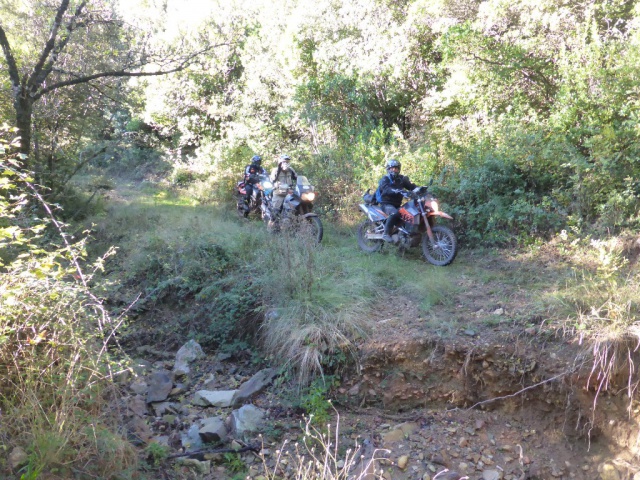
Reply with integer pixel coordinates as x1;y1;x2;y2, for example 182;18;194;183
372;207;388;217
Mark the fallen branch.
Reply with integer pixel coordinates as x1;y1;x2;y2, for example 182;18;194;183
167;444;260;460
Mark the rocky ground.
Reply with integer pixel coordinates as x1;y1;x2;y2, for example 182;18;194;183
89;322;637;480
61;247;636;480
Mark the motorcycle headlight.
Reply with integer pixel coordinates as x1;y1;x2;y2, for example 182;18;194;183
263;181;273;189
301;192;316;202
425;199;439;212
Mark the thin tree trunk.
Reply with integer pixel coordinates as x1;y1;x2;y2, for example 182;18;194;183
15;95;34;163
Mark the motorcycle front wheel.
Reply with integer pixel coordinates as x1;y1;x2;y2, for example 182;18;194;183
357;220;383;253
303;215;323;244
236;199;249;219
421;225;458;266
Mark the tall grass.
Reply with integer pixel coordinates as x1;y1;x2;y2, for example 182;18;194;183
0;156;136;478
249;225;376;385
545;234;640;410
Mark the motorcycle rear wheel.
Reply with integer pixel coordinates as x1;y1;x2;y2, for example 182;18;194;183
421;225;458;266
357;220;383;253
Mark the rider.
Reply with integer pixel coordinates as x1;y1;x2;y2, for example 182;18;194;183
242;155;267;211
378;158;416;242
270;154;298;212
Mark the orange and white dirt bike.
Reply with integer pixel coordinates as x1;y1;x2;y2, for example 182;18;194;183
357;184;458;266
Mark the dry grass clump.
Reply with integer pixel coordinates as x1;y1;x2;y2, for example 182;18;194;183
260;410;389;480
553;234;640;411
261;302;370;386
257;227;374;385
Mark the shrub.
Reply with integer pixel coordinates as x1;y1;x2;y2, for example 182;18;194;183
0;129;136;478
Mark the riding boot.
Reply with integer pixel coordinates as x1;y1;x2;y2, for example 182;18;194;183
383;215;399;242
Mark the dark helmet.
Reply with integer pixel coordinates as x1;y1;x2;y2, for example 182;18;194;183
251;155;262;165
386;159;401;178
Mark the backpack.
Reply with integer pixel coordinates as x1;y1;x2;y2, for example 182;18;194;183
374;186;382;205
363;187;380;205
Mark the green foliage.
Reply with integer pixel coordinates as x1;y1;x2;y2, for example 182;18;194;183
0;126;137;478
442;151;566;245
222;452;246;473
300;377;338;427
145;442;170;466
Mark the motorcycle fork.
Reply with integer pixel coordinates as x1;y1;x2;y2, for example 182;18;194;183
421;211;435;242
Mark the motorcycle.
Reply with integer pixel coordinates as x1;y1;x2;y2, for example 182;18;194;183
265;175;323;243
235;173;274;219
356;184;458;266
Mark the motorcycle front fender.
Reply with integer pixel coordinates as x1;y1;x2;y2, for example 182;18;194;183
301;212;319;219
429;211;454;220
285;195;301;208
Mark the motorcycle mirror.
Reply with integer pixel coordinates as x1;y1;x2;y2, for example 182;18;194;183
429;178;434;186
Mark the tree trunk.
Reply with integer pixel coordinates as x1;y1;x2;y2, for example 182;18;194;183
15;94;34;164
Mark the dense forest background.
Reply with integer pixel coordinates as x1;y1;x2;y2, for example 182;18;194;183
3;0;640;244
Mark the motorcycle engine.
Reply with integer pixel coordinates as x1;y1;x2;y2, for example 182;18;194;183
401;221;419;235
398;234;420;248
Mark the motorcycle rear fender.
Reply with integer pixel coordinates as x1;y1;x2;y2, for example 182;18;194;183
358;204;387;222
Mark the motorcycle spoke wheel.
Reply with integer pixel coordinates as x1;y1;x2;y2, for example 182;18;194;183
304;216;323;243
422;225;458;266
288;215;322;243
357;220;383;253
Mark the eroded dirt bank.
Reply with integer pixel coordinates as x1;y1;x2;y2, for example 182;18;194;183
111;247;640;479
334;292;640;480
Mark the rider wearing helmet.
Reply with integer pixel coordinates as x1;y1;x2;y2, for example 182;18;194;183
270;154;298;211
378;159;416;242
242;155;267;212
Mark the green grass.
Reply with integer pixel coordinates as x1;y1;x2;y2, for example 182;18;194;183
87;180;466;383
86;178;640;402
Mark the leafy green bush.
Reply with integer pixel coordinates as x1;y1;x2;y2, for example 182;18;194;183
0;129;136;478
440;153;564;245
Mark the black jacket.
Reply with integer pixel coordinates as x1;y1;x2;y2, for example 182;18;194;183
378;174;417;207
244;164;267;183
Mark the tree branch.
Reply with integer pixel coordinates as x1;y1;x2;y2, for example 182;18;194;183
28;0;75;92
33;1;88;89
0;24;21;87
33;43;231;99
